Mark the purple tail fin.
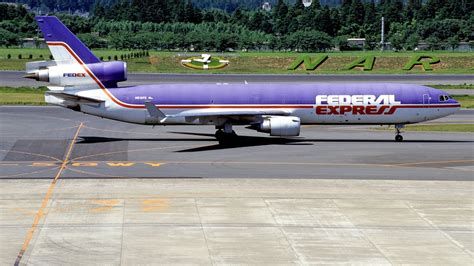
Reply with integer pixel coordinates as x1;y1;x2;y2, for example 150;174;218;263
36;16;100;64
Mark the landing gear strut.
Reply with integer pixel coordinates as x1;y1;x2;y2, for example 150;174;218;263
395;124;404;142
215;123;237;145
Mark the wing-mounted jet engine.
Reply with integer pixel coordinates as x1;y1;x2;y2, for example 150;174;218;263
248;116;301;137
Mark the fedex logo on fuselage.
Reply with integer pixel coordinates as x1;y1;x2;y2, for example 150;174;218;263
315;95;402;115
63;73;86;77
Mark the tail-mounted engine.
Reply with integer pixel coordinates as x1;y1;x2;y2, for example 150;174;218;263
24;61;127;87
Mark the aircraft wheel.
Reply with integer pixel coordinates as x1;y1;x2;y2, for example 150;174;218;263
215;130;237;146
215;130;225;139
395;135;403;142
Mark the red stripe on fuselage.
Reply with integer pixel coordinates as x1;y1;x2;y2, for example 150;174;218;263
47;42;143;109
153;104;460;110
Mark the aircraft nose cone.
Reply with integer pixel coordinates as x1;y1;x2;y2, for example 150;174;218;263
455;99;461;108
450;97;462;114
450;95;461;106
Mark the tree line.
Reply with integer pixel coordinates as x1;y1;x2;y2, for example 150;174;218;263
0;0;472;52
10;0;356;13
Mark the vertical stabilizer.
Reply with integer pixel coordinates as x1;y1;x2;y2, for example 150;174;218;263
36;16;100;65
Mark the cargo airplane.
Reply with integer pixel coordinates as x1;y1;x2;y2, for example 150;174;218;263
25;16;460;144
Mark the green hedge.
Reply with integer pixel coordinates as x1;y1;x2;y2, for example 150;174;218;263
403;55;440;71
287;55;328;71
343;56;376;71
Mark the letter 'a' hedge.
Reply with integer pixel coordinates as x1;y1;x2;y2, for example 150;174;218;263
344;56;376;71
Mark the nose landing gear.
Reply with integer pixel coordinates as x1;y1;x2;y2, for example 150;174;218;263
395;124;405;142
395;134;403;142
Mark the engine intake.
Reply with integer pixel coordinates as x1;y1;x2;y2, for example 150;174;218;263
88;61;127;84
254;116;301;136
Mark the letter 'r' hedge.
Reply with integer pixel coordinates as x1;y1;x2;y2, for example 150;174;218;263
403;55;440;71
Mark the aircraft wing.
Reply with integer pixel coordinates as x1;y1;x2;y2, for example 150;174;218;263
146;104;293;123
171;108;292;118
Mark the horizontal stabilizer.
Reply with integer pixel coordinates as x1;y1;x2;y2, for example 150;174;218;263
45;91;104;105
26;61;57;72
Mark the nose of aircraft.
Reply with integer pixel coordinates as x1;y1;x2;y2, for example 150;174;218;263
453;97;460;105
448;94;460;105
448;94;462;115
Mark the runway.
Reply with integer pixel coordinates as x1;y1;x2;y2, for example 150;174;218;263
1;106;473;264
1;70;473;94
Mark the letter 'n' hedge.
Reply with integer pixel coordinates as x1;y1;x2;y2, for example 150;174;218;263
288;55;328;70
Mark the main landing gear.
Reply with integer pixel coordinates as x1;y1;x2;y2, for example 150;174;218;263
215;123;237;145
395;124;405;142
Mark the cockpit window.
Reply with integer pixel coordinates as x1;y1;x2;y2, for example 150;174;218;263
439;95;449;102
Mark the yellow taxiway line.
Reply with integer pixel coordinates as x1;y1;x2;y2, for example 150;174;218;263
14;122;84;266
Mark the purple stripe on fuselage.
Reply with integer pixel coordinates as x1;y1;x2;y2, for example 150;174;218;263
36;16;101;64
109;83;456;106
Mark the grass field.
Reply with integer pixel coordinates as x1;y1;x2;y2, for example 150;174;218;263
451;95;474;108
405;124;473;132
431;85;474;90
377;124;474;133
1;48;473;74
0;87;48;105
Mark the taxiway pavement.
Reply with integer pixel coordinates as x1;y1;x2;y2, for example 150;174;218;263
0;106;473;265
1;106;473;180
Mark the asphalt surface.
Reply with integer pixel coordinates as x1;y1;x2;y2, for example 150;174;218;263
1;70;473;94
1;106;473;180
1;106;473;265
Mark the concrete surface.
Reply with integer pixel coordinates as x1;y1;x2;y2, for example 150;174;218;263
1;71;473;90
1;179;473;265
0;106;473;265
